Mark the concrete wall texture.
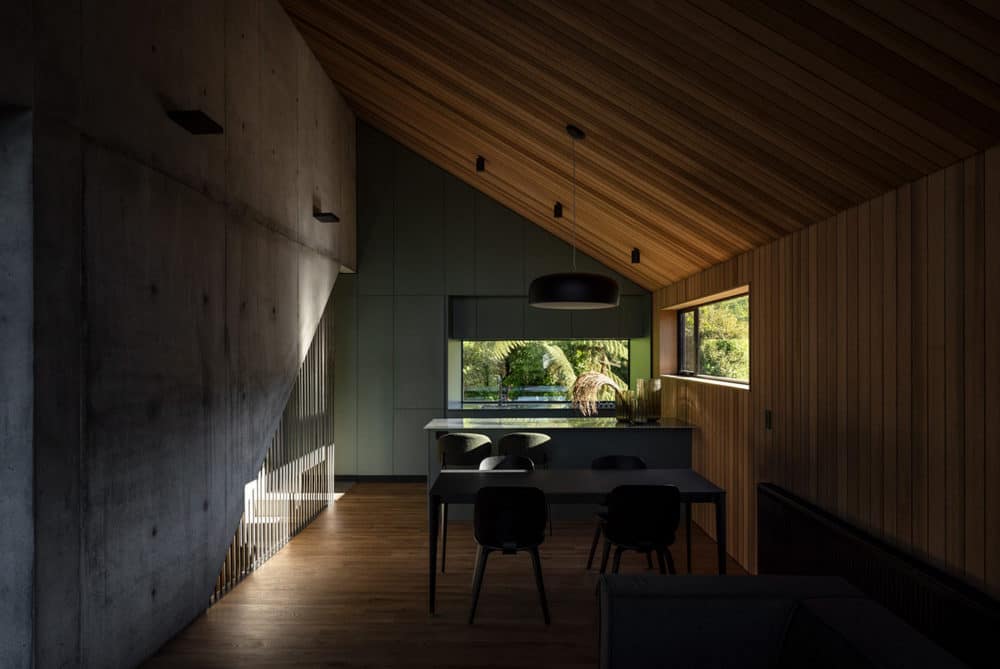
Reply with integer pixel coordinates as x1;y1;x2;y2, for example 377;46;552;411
0;109;35;669
0;2;355;667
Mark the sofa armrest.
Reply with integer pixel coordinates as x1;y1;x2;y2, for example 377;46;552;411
597;575;863;669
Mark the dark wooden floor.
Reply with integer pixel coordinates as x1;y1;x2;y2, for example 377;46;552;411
144;483;745;668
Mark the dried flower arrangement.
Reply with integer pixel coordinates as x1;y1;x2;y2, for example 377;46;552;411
571;371;624;417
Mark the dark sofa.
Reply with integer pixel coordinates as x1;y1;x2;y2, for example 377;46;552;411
597;575;967;669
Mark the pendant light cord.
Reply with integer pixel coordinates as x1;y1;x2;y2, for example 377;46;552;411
571;135;577;271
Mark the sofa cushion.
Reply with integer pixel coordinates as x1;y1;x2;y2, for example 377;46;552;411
780;598;968;669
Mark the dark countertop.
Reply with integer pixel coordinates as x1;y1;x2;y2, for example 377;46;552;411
423;417;694;430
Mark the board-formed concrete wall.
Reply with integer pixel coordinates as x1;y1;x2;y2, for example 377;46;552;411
0;109;35;669
10;2;356;666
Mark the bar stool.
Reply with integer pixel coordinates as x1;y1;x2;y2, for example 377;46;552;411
496;432;552;468
479;455;535;471
437;432;492;573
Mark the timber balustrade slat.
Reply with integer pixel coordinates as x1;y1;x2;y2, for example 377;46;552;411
210;304;337;604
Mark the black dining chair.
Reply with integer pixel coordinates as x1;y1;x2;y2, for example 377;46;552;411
585;455;648;570
437;432;493;573
479;454;535;471
599;484;681;575
481;454;552;536
497;432;552;467
469;486;550;625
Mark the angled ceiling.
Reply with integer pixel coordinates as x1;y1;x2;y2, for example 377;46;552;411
283;0;1000;288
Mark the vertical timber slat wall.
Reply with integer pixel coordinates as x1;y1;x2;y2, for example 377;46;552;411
653;145;999;594
212;299;336;603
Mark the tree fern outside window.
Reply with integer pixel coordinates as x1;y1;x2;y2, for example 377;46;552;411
462;340;629;404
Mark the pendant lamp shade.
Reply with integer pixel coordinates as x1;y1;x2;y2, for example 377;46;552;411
528;124;620;310
528;272;620;310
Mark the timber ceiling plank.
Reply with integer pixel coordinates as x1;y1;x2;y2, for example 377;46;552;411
283;0;1000;288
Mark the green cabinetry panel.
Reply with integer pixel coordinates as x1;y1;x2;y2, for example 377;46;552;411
523;302;572;339
394;295;445;408
449;296;477;339
619;294;651;338
394;147;444;295
333;275;358;475
476;297;524;340
474;195;523;295
571;306;620;339
356;294;393;474
394;408;440;475
444;176;476;295
356;125;394;295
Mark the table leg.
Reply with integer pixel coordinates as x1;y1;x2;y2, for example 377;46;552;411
685;501;692;573
429;494;440;613
715;493;727;575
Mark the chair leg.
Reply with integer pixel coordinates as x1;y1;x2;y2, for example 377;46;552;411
547;501;553;537
611;546;625;574
645;551;653;569
586;522;602;570
440;503;449;573
468;546;490;624
655;548;667;575
664;547;677;575
599;539;612;574
528;547;551;625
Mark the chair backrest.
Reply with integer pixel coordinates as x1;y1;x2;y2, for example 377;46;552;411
591;454;647;470
497;432;552;459
479;455;535;471
474;486;547;550
437;432;492;468
605;485;681;547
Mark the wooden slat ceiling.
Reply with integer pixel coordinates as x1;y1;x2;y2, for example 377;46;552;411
282;0;1000;288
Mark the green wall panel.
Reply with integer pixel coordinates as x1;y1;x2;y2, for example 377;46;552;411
474;194;524;295
476;297;524;340
393;408;440;475
394;295;445;408
444;175;476;295
356;295;393;474
333;275;358;475
619;294;651;338
356;124;394;295
394;147;444;295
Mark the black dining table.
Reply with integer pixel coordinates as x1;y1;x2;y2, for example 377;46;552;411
426;467;727;613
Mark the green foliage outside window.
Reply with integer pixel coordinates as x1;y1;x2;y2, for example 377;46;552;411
462;339;629;403
680;294;749;383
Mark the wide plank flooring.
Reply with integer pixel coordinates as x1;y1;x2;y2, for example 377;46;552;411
144;483;745;668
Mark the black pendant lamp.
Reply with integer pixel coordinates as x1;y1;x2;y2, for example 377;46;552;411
529;125;620;310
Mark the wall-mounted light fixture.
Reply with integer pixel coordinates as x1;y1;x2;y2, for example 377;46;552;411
167;109;223;135
553;202;563;218
313;212;340;223
631;248;640;264
475;155;486;172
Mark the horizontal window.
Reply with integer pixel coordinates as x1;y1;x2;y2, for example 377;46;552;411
677;293;749;384
462;339;629;405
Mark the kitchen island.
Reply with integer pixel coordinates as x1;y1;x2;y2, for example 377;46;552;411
424;416;695;521
424;415;694;479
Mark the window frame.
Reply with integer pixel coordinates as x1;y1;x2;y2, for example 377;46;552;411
459;338;632;406
675;292;749;385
